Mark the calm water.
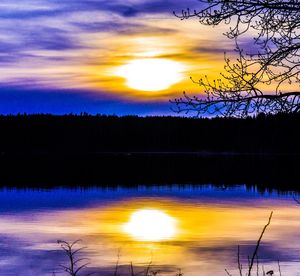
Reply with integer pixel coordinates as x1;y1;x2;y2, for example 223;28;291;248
0;185;300;275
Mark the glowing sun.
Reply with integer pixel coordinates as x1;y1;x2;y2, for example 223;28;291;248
123;209;177;241
116;58;184;91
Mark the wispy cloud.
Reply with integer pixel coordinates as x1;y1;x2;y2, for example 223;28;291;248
0;0;235;114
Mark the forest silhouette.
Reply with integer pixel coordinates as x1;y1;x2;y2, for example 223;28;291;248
0;113;299;154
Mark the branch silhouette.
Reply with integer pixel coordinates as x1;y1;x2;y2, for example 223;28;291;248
173;0;300;117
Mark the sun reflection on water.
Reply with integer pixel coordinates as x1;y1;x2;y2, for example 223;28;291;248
1;188;300;275
123;209;177;241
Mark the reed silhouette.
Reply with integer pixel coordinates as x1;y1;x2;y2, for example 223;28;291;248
55;240;90;276
55;212;277;276
225;212;278;276
55;240;181;276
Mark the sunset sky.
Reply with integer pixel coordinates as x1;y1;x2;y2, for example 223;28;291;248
0;0;236;115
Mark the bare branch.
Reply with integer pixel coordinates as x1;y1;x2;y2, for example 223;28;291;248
173;0;300;117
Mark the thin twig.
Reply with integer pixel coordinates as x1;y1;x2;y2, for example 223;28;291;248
238;245;243;276
293;196;300;204
225;268;233;276
278;260;282;276
130;261;134;276
114;248;121;276
248;211;273;276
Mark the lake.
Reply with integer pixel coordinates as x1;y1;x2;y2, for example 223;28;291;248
0;185;299;275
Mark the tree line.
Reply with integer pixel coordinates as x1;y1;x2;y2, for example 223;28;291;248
0;113;299;154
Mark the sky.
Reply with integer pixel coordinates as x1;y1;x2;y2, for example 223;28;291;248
0;0;235;115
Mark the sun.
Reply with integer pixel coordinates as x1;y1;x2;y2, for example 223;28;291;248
116;58;184;91
123;209;177;241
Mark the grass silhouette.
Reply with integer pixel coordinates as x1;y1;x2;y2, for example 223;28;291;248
55;212;277;276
